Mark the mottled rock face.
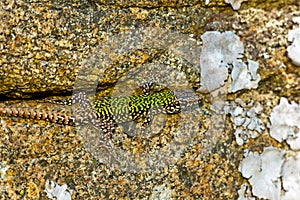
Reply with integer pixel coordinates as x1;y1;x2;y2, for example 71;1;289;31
0;1;212;98
1;0;300;199
0;0;297;99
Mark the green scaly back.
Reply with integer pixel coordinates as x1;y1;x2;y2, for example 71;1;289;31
93;90;201;124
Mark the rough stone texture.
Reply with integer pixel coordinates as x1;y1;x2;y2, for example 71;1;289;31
1;0;299;98
0;0;300;199
0;0;210;98
91;0;225;8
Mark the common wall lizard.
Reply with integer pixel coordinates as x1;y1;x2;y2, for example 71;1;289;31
0;90;203;141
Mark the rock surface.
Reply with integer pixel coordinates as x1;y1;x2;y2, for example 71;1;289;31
1;0;300;199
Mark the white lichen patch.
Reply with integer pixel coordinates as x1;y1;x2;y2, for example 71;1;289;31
45;179;73;200
149;183;172;200
199;31;243;93
199;31;260;94
229;60;261;93
269;97;300;150
287;17;300;66
0;162;9;180
237;183;254;200
224;100;264;145
281;152;300;200
239;147;284;200
224;0;247;10
239;148;300;200
205;0;247;10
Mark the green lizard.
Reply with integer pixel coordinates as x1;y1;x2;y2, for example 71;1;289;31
0;89;203;145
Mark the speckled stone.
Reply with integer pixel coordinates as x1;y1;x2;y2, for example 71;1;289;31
1;0;300;199
1;0;296;99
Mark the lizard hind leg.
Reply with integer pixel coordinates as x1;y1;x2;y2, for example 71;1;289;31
71;91;116;149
